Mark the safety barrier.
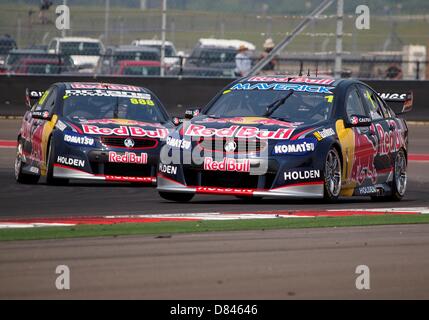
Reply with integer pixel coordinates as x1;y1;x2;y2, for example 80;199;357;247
0;75;426;120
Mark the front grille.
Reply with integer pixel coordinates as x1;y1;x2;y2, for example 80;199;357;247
101;136;158;149
197;137;267;154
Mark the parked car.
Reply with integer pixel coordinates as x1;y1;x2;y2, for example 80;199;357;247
176;38;255;77
0;35;17;68
96;45;160;75
113;60;161;76
12;58;75;75
131;39;181;68
48;37;104;72
3;50;76;74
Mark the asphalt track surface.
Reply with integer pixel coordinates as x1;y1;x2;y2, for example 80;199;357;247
0;120;428;299
1;225;429;299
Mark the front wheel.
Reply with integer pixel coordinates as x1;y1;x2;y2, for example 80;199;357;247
159;191;194;202
46;138;69;186
323;148;342;202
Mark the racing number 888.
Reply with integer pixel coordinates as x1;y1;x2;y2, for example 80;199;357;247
129;98;155;106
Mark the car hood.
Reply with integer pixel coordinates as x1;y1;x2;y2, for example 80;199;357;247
181;115;322;141
65;118;171;139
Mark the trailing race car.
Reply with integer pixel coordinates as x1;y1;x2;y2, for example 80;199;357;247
15;82;175;185
157;76;412;202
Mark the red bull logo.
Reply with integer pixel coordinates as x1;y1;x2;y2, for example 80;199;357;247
351;127;378;185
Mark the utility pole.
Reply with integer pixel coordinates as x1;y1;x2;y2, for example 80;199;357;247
160;0;167;77
61;0;67;37
334;0;343;79
104;0;110;45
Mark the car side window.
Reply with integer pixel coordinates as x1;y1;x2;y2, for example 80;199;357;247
345;87;366;118
358;85;384;120
35;87;57;113
375;94;393;118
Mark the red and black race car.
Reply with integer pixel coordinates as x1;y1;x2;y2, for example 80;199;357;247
15;82;175;185
157;76;412;202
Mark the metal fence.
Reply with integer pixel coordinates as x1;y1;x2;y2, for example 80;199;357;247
0;48;426;80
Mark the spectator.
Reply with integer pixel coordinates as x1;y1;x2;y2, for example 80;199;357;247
259;38;277;73
234;44;251;77
39;0;53;24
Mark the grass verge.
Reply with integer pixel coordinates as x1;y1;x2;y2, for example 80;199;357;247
1;214;429;241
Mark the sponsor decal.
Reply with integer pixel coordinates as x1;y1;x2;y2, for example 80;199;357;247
70;83;142;92
166;136;191;150
105;176;154;183
65;89;151;99
158;164;178;175
108;152;147;164
82;125;168;139
284;170;321;181
273;138;316;155
203;157;250;173
64;133;95;146
351;127;377;185
247;76;335;85
57;156;85;168
196;186;254;195
358;186;377;195
350;115;371;125
375;121;404;156
185;124;294;140
196;116;297;127
313;128;335;141
378;92;407;101
230;82;334;94
56;120;67;131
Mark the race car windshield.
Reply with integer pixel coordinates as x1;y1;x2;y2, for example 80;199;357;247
62;92;168;123
205;89;335;125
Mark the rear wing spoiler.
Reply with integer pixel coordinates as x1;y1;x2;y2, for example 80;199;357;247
378;92;413;114
25;88;45;108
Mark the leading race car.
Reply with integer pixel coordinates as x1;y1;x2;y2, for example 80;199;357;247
15;82;175;185
157;76;412;202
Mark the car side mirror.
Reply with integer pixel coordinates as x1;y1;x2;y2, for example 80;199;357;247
184;108;200;120
32;110;52;120
346;115;371;127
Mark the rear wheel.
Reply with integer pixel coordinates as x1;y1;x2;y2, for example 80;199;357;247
15;139;40;184
46;138;69;185
159;191;194;202
372;149;407;202
323;148;342;202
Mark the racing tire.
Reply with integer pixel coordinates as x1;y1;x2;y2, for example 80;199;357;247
371;149;407;202
15;139;40;184
158;191;194;202
323;148;342;202
46;137;69;186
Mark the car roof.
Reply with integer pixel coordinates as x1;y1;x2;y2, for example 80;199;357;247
112;45;159;53
132;40;174;46
52;37;101;43
197;38;256;51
